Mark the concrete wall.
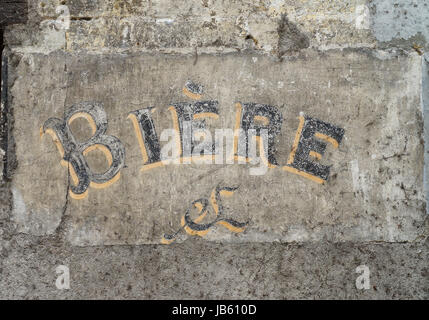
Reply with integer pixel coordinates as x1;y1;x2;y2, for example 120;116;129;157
0;0;428;299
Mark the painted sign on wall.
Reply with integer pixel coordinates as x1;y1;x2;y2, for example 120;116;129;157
41;81;344;243
8;53;424;245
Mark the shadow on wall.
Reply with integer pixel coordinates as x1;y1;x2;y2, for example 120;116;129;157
277;14;310;57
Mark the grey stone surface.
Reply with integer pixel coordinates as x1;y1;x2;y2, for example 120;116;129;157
370;0;429;46
0;0;428;299
0;233;427;299
5;1;429;54
5;49;426;245
424;54;429;214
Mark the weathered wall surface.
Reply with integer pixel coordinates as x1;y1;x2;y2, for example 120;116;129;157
0;0;428;299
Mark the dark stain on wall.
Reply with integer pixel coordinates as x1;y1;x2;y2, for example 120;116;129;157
277;14;310;57
0;0;27;28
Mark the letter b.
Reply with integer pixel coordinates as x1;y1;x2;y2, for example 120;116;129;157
42;102;125;199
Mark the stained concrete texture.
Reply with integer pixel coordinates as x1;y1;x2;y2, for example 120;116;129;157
6;50;427;245
4;0;429;55
0;0;428;299
0;237;427;299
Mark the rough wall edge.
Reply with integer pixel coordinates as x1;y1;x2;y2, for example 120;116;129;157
0;48;8;180
423;53;429;215
4;46;421;67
